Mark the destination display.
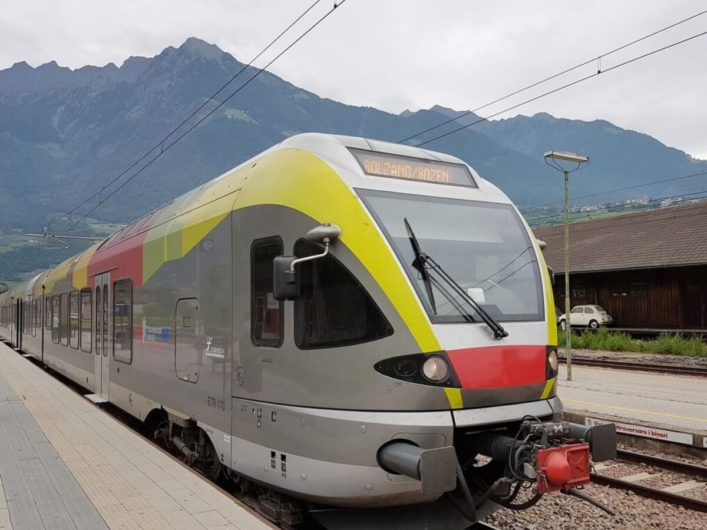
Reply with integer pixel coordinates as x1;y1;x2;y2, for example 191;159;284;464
350;148;476;187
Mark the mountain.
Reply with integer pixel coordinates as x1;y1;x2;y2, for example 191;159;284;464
1;37;705;280
477;113;707;205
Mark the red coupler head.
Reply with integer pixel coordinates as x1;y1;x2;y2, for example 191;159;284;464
536;443;591;493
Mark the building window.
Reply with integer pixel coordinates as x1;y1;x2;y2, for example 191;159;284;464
52;296;60;343
80;289;92;353
251;237;284;348
629;282;646;296
294;239;393;349
113;279;132;363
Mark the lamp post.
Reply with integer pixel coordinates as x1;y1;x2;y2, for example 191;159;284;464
543;150;588;381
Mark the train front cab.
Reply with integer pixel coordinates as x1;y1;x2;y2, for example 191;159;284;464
231;135;616;522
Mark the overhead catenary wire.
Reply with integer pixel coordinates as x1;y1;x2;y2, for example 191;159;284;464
519;169;707;210
68;0;348;230
412;29;707;148
526;190;707;226
526;191;707;225
397;8;707;145
66;0;324;220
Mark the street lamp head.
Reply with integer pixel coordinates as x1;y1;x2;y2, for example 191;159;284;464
543;151;589;164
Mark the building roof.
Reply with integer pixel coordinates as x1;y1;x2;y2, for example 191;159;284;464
533;200;707;274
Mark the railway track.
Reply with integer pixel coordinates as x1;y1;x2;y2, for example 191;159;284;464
591;448;707;512
559;356;707;377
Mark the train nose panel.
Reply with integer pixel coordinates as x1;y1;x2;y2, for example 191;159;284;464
446;345;547;389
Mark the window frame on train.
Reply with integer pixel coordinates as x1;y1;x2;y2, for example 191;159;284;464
80;288;92;353
69;290;79;349
52;295;60;344
250;237;285;348
293;239;394;349
113;278;133;364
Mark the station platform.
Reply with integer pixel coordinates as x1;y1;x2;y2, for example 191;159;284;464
556;363;707;448
0;342;271;530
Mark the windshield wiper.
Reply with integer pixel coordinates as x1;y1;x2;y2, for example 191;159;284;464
403;218;509;340
404;218;437;314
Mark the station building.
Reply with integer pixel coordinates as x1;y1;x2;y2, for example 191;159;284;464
533;200;707;331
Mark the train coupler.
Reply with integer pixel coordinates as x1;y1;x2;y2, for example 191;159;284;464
472;419;616;493
535;442;590;493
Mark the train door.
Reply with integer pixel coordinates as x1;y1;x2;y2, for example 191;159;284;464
94;273;111;400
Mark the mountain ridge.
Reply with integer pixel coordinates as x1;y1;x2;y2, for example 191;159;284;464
1;37;705;279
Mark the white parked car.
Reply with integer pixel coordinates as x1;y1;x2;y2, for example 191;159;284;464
558;305;613;330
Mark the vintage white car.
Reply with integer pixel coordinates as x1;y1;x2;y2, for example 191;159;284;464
558;304;613;330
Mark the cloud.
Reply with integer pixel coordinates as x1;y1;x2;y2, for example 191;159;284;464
1;0;705;156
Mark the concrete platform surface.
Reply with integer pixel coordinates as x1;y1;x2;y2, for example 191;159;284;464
557;364;707;433
0;342;272;530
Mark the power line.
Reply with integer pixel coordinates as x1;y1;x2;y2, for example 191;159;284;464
527;190;707;226
520;169;707;210
397;8;707;145
66;0;325;220
68;0;348;230
413;29;707;148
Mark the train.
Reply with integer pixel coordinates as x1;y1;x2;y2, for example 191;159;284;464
0;133;615;527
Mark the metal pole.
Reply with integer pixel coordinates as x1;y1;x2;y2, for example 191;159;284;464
564;170;572;381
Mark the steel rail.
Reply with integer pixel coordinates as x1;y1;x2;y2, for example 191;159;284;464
591;450;707;513
591;473;707;513
617;449;707;477
559;357;707;377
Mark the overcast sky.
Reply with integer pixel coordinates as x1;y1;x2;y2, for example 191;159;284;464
2;0;707;158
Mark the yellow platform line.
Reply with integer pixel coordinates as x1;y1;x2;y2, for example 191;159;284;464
563;398;707;425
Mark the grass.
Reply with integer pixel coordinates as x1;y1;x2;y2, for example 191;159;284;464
558;327;707;357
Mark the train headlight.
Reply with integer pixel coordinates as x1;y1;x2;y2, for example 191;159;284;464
374;353;459;387
393;359;418;378
547;347;559;377
422;356;449;383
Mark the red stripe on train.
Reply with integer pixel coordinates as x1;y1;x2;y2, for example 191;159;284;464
447;345;546;389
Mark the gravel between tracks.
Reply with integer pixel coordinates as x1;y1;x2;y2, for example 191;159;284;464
485;482;707;529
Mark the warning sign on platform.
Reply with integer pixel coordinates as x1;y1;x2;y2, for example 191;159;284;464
585;417;693;446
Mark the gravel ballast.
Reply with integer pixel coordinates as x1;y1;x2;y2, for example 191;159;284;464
485;482;707;529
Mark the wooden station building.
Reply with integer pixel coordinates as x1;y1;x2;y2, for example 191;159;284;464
534;201;707;331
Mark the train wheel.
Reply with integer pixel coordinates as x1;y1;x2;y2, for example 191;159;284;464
200;437;222;482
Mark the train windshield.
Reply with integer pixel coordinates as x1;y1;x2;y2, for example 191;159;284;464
359;190;544;323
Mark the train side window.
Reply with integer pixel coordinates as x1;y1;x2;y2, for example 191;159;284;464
251;237;284;348
113;278;133;364
80;288;92;353
45;298;51;331
32;300;38;336
293;240;393;349
60;293;69;345
69;291;79;349
52;296;60;343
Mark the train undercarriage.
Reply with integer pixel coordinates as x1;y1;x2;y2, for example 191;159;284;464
152;409;617;528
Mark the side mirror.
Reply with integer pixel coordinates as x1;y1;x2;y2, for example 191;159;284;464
272;223;342;301
306;223;341;243
273;256;300;301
